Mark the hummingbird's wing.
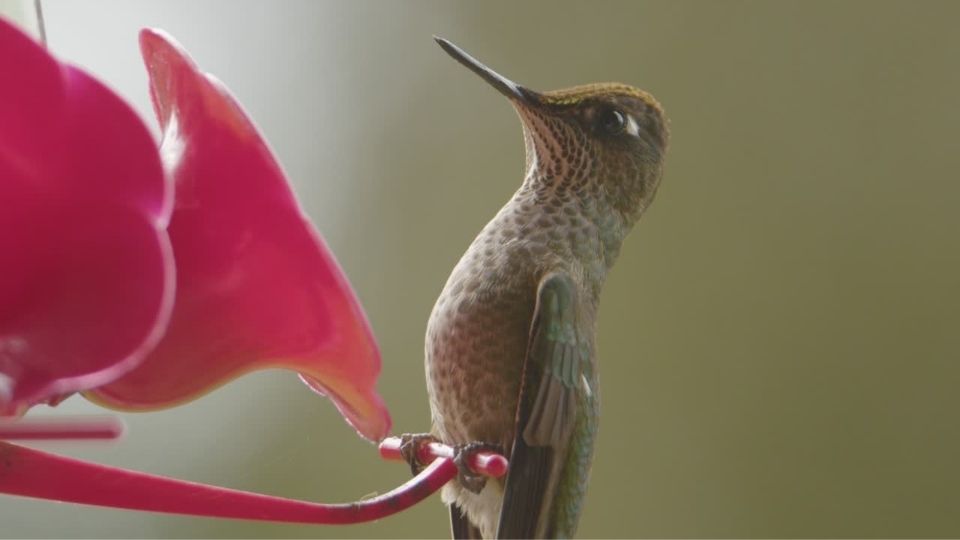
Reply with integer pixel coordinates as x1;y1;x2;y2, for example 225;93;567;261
497;272;591;539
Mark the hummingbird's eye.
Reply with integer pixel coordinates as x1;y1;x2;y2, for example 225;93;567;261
596;107;626;135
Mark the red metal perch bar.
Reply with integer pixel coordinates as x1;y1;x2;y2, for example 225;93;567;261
0;430;508;525
379;436;508;478
0;416;124;441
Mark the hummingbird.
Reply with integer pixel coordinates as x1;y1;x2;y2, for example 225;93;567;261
418;38;669;539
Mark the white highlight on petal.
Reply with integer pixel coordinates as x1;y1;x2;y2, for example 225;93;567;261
0;337;28;355
0;373;13;404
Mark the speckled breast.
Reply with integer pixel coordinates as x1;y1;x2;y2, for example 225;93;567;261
424;209;547;450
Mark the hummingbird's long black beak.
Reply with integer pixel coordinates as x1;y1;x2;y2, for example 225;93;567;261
434;37;540;106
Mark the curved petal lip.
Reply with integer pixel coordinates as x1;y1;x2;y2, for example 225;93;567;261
87;28;392;442
300;374;392;442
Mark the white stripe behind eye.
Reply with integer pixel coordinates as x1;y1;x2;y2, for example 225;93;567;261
625;114;641;137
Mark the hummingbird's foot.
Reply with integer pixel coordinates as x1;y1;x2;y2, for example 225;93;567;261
453;441;504;494
398;432;437;476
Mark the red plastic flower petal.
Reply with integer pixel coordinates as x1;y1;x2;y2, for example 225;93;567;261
86;30;391;442
0;18;174;415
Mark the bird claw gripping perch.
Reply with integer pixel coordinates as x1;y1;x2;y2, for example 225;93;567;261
453;442;505;494
391;435;507;493
398;432;437;475
380;436;509;480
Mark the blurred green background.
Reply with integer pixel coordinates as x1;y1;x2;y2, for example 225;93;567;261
2;0;959;537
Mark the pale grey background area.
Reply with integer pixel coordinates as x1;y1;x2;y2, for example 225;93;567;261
2;0;959;537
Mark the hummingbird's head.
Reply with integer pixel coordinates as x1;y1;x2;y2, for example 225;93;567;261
436;38;669;227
